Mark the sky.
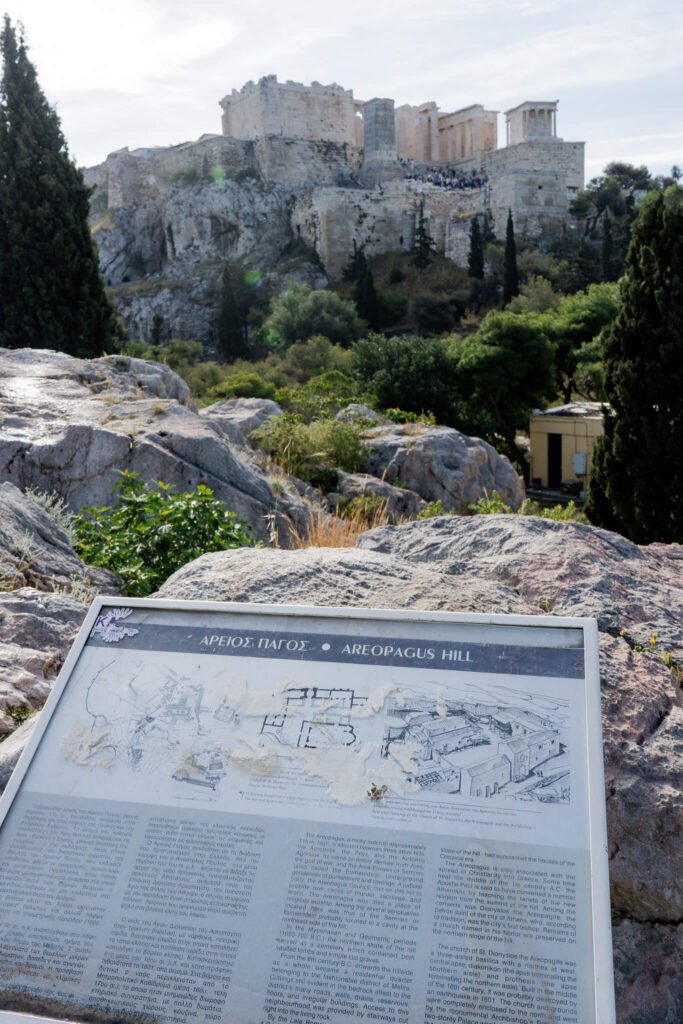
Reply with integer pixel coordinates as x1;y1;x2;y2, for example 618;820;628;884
7;0;683;179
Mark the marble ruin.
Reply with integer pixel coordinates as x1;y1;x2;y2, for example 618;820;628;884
85;75;585;337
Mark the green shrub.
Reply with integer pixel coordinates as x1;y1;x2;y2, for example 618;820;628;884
384;407;436;425
206;371;277;402
275;370;363;421
417;499;447;519
339;493;386;518
252;415;367;489
467;490;513;514
73;472;258;596
6;704;32;725
520;498;587;523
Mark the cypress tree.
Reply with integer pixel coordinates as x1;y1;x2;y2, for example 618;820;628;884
216;264;248;361
482;209;496;243
600;210;614;281
502;209;519;305
467;216;484;279
0;17;121;355
357;267;379;331
586;187;683;542
412;202;436;269
342;240;367;284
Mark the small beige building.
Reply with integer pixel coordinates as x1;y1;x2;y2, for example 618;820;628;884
529;402;604;491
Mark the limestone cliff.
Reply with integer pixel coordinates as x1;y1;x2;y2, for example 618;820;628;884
85;124;581;346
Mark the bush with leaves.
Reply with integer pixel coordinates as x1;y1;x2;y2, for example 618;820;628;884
252;415;367;489
467;490;586;522
206;371;277;402
275;370;363;422
351;333;462;425
73;473;257;596
263;283;364;348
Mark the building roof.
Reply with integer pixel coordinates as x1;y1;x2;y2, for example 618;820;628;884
465;755;510;778
531;401;605;419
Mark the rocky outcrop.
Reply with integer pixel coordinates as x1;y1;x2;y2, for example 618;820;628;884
0;588;88;737
155;515;683;1024
0;482;119;594
327;471;427;521
363;423;526;511
0;482;120;739
200;397;283;447
0;349;306;539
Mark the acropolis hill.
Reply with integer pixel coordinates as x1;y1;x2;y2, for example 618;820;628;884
85;75;585;344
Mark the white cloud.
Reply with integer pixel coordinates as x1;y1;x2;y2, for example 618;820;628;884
4;0;681;171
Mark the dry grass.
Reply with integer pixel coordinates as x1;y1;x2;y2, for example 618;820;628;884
289;505;394;549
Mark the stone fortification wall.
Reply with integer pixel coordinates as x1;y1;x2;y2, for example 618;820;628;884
254;138;361;187
84;136;258;211
292;183;484;279
85;134;363;217
484;140;584;237
220;75;357;146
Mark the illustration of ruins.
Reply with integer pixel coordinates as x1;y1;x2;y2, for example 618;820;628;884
383;692;570;804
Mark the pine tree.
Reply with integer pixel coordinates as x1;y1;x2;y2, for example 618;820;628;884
586;187;683;542
467;216;484;279
0;17;121;355
216;265;248;361
502;209;519;305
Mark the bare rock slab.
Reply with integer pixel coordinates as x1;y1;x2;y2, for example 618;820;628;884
0;588;87;738
0;349;304;538
0;481;119;594
157;514;683;1024
363;423;525;510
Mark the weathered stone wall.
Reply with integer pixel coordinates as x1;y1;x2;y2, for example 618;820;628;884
253;138;361;187
292;182;484;279
484;139;585;237
84;136;258;212
219;75;357;146
362;98;400;184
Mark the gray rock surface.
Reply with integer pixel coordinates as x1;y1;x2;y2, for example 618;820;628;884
0;481;119;594
327;471;427;521
0;348;305;539
0;588;88;738
335;403;388;425
363;423;526;511
0;712;41;792
157;515;683;1024
200;397;283;446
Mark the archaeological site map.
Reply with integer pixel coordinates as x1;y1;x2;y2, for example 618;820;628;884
0;600;615;1024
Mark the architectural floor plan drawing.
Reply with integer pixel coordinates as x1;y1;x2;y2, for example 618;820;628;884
382;686;570;804
59;659;375;802
260;687;367;750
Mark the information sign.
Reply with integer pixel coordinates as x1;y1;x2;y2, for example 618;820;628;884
0;599;615;1024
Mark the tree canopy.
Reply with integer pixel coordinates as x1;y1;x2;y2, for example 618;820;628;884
586;186;683;542
0;17;121;354
453;310;556;481
263;283;364;348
